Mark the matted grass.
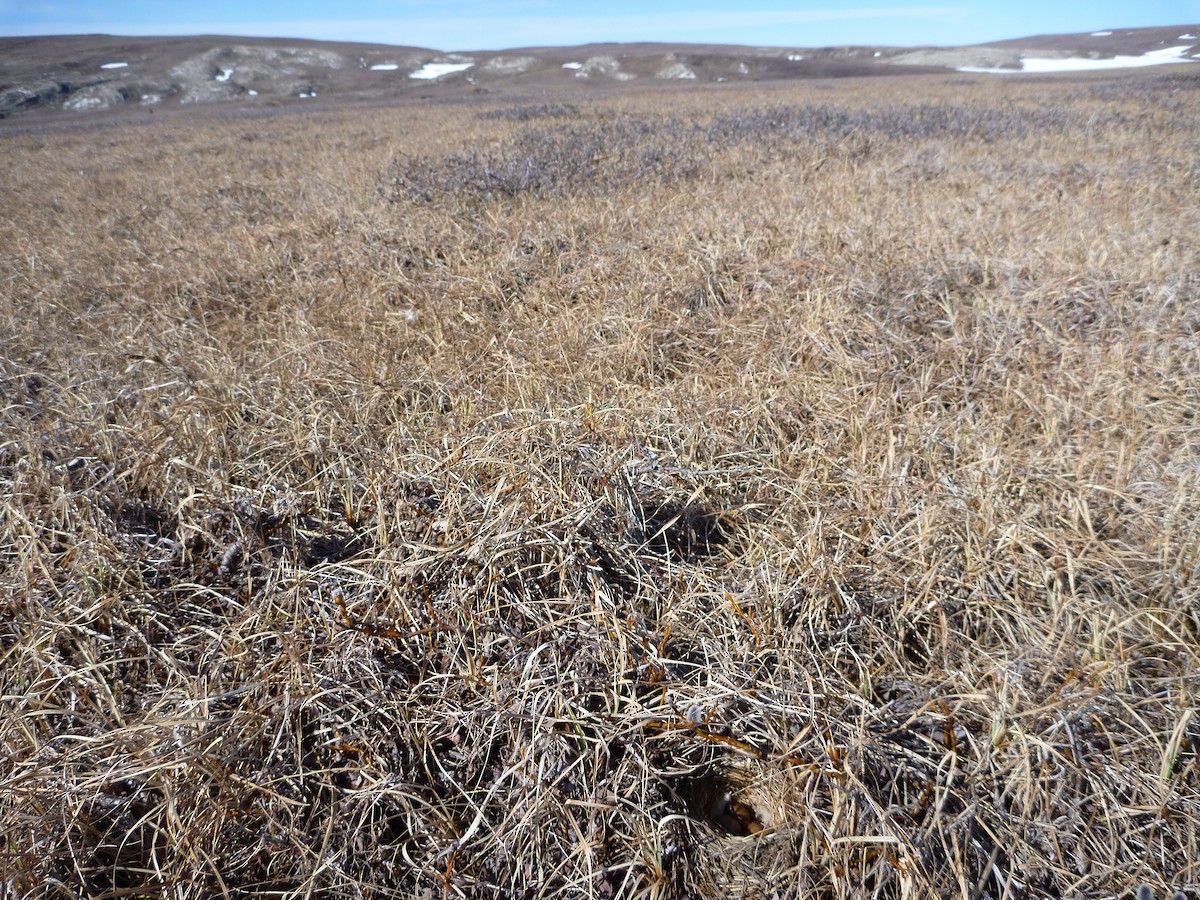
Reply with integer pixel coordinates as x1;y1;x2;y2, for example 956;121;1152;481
1;71;1198;899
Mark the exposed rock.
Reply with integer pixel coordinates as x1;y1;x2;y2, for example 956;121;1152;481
576;55;636;80
482;56;536;75
887;46;1025;69
169;45;347;103
0;80;67;116
656;61;697;80
65;82;127;112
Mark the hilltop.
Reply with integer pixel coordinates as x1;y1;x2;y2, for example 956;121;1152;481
1;24;1198;124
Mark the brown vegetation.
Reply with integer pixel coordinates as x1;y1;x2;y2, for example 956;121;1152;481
1;71;1198;899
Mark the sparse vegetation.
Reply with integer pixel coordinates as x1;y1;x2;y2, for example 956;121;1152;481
1;72;1198;899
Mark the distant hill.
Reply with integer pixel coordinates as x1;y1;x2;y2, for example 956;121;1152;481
2;25;1197;122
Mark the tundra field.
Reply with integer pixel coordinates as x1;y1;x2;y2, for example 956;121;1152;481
1;71;1199;900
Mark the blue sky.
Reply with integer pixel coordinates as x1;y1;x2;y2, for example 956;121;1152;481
2;1;1196;51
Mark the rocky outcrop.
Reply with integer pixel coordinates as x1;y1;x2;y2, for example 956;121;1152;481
575;55;636;80
656;61;697;80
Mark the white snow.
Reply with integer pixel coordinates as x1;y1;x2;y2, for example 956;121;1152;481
216;66;234;82
787;53;804;61
100;62;127;69
874;51;882;57
960;45;1198;74
1090;31;1112;37
562;62;583;70
247;89;258;96
409;61;474;79
298;91;316;98
1180;34;1198;40
370;63;399;71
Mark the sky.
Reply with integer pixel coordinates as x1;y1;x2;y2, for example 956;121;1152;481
2;1;1197;51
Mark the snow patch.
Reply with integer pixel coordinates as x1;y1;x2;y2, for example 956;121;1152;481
960;44;1198;74
562;62;582;70
874;51;882;57
787;53;804;61
216;66;234;82
1090;31;1112;37
298;91;316;98
1180;34;1198;40
371;63;399;71
248;89;258;96
410;61;474;79
100;61;128;69
141;94;161;105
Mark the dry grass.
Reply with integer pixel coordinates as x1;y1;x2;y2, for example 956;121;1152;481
1;71;1199;900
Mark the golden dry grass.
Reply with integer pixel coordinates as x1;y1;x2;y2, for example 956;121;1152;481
1;71;1199;899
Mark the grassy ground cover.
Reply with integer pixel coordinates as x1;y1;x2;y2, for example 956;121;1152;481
1;71;1198;899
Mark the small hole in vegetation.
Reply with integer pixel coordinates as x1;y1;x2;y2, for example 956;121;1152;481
682;767;769;836
634;499;731;562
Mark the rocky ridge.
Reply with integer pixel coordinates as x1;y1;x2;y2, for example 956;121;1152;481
1;25;1197;122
